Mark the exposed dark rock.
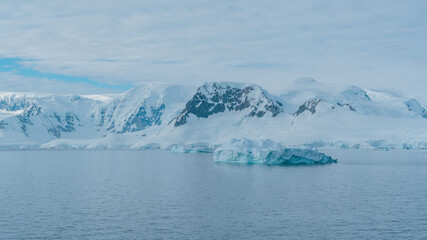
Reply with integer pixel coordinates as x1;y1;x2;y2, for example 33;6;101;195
0;121;7;130
47;112;79;138
295;99;357;116
97;108;107;127
337;103;356;111
71;96;82;101
0;98;32;111
115;104;165;133
294;99;322;116
106;122;115;131
22;104;42;117
405;98;427;119
342;87;371;101
14;103;79;138
173;83;284;127
17;108;35;136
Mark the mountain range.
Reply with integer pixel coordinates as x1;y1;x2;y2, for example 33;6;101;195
0;78;426;150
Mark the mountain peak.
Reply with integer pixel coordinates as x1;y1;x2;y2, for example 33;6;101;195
172;81;285;127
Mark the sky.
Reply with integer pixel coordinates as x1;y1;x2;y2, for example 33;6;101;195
0;0;426;103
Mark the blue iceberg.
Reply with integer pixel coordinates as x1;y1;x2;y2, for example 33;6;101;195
214;139;337;165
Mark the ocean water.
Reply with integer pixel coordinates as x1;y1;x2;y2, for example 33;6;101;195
0;149;426;240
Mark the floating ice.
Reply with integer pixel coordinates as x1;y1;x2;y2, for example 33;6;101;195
167;142;220;153
214;139;337;165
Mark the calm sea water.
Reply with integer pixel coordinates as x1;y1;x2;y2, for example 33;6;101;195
0;149;426;240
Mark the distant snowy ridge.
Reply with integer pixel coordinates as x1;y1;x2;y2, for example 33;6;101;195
0;80;426;150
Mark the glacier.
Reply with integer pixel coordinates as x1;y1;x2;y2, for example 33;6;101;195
213;139;337;165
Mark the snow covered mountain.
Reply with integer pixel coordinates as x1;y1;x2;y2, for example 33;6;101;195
280;77;427;119
93;83;195;133
0;80;425;150
171;82;284;127
0;93;101;146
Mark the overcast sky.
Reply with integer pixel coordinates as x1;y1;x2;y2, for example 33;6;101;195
0;0;426;103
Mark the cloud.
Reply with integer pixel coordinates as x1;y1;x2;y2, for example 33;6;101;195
0;58;132;92
0;72;123;94
0;0;426;103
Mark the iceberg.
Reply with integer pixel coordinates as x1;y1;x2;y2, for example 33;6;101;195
213;139;337;165
167;142;220;153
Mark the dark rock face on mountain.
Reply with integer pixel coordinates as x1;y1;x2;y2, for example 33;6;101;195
12;103;80;138
0;98;31;111
92;83;196;134
294;99;322;116
173;83;284;127
336;102;356;111
341;87;371;102
0;120;7;130
46;112;80;138
111;104;165;133
17;104;42;136
405;98;427;119
294;99;358;116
